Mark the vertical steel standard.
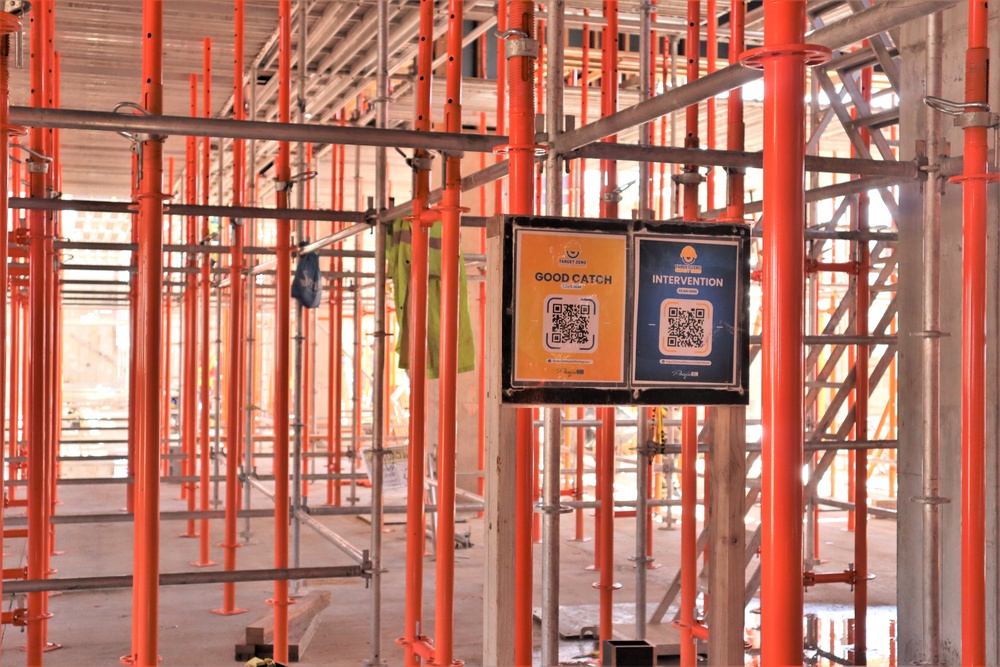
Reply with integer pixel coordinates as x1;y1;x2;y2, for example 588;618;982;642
960;1;991;663
541;1;565;661
679;3;702;664
920;11;944;664
217;0;248;614
0;6;18;642
370;0;390;660
503;0;537;657
132;0;165;662
26;2;52;661
195;37;217;569
401;0;434;656
741;0;828;662
431;0;464;660
272;0;294;661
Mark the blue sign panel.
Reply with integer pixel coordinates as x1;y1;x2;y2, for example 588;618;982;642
632;235;742;387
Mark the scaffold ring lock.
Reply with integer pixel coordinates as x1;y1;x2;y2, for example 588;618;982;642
492;142;548;157
738;43;832;70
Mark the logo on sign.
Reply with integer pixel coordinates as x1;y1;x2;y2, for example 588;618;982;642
558;241;587;266
675;245;702;274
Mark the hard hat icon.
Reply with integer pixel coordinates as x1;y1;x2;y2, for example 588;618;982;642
680;245;698;264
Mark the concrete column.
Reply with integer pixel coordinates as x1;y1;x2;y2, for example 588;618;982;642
897;4;1000;663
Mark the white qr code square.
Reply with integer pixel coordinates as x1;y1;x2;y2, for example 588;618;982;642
543;295;599;352
659;298;713;357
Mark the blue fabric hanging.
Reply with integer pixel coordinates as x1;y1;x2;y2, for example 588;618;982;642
292;249;323;309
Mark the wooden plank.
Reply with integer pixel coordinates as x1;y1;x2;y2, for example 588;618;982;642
483;215;517;667
293;611;325;661
245;591;332;646
707;406;747;666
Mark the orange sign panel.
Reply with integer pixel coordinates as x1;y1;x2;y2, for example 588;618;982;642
512;229;628;385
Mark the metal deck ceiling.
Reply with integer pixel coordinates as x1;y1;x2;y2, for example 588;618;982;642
10;0;873;223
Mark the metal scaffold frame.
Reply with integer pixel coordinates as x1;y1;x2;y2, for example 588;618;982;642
1;0;989;665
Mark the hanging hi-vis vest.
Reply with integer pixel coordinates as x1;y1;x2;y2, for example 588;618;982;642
386;218;476;379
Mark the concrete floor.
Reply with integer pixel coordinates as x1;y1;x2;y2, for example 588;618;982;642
0;480;897;666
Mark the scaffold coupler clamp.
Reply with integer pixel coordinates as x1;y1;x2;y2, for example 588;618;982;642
673;167;704;187
534;500;573;515
637;439;666;458
495;28;537;60
406;151;433;173
603;179;635;203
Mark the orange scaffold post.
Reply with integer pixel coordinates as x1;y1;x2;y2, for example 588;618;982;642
430;0;465;661
129;0;166;663
740;0;828;663
326;141;343;509
216;0;248;616
678;2;703;664
195;36;217;569
271;0;294;662
181;73;199;540
398;0;434;656
26;0;53;661
0;5;17;637
595;0;620;659
960;0;991;664
498;0;538;658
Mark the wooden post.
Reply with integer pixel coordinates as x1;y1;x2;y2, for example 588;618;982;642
483;215;517;666
707;405;747;665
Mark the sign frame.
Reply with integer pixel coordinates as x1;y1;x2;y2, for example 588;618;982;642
495;214;750;406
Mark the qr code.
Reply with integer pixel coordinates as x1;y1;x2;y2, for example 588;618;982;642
543;295;599;352
659;299;713;357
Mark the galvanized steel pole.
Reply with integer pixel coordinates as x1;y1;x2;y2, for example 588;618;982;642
368;0;390;661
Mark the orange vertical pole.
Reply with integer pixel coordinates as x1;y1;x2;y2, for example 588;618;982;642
596;3;619;660
532;407;541;543
725;0;745;239
853;61;871;666
477;84;487;507
0;6;16;632
679;3;701;664
573;406;586;541
432;0;465;660
195;37;216;568
705;0;716;212
127;150;138;516
591;413;602;571
49;31;61;557
578;14;589;217
303;143;315;503
132;0;165;662
215;0;248;615
750;0;817;663
597;407;617;658
326;142;343;509
680;406;698;666
26;0;51;660
333;120;346;507
961;0;990;663
162;158;174;479
535;19;545;215
6;267;19;506
505;0;536;659
272;1;293;662
401;0;434;657
493;0;506;215
180;74;199;539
